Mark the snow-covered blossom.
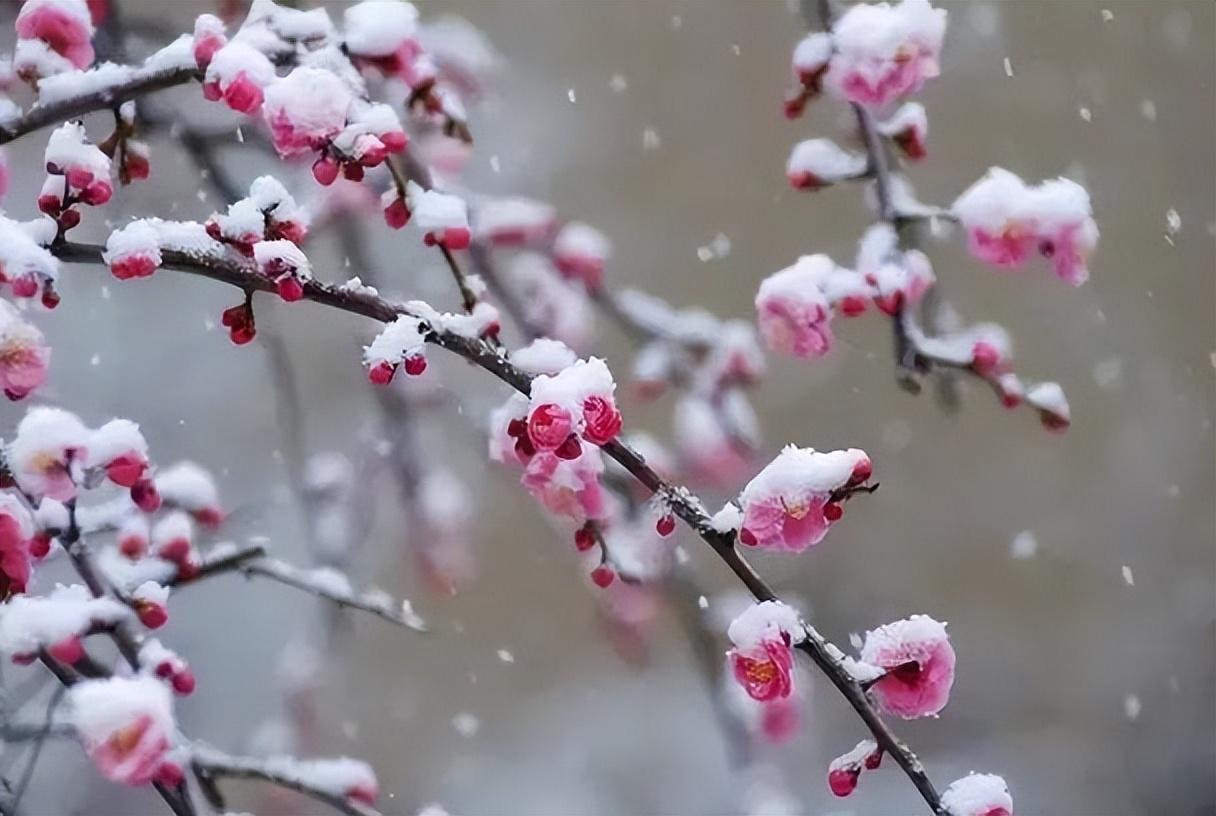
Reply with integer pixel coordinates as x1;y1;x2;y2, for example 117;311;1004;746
860;614;955;718
827;738;883;797
192;14;226;71
69;675;174;786
952;168;1098;286
755;255;842;358
827;0;947;109
0;494;34;598
791;32;832;92
0;584;128;661
151;511;193;569
473;197;557;247
41;121;112;215
552;222;610;290
855;224;934;314
408;181;471;249
0;215;61;308
87;418;151;491
117;514;149;560
15;0;95;77
786;139;867;190
1025;381;1070;432
738;445;871;552
262;66;353;158
253;240;312;302
139;639;195;695
878;101;929;160
7;406;90;501
364;314;428;384
0;301;50;400
941;773;1014;816
206;176;308;254
726;601;804;702
526;357;622;457
521;447;609;525
202;41;275;114
343;0;429;91
103;221;162;280
154;461;223;527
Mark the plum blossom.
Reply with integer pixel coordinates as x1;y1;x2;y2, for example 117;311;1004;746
15;0;95;77
827;0;947;109
343;0;427;87
151;511;194;573
364;314;428;385
253;240;312;302
860;614;955;718
7;406;90;502
755;255;845;358
140;640;195;696
855;223;934;314
737;445;871;552
726;601;804;702
262;67;353;158
103;221;162;280
952;168;1098;286
0;494;34;598
785;139;867;190
203;41;276;114
69;675;175;786
407;181;471;250
41;121;112;218
206;175;309;254
192;13;226;70
521;447;609;525
526;357;623;457
941;773;1014;816
552;222;610;290
154;461;224;527
0;301;50;400
131;581;169;629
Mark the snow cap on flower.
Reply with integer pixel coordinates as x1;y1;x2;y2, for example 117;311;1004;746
879;102;929;160
726;601;804;702
727;600;804;651
69;674;174;786
253;239;312;301
827;738;883;798
786;139;866;190
364;314;428;384
15;0;95;75
262;66;354;157
828;0;947;108
44;121;112;204
1025;381;1070;432
203;41;276;114
407;181;471;249
738;445;871;552
860;614;955;718
87;418;148;483
473;197;557;247
154;461;222;526
192;13;226;70
791;31;833;87
553;222;610;289
0;584;129;659
755;255;844;358
941;773;1013;816
952;167;1098;286
103;221;162;280
8;406;90;501
509;338;577;376
0;301;50;401
344;0;419;58
528;357;622;451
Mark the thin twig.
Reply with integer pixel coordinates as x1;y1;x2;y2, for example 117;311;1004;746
191;747;382;816
6;687;66;815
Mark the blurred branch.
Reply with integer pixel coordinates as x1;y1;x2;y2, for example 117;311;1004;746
191;747;382;816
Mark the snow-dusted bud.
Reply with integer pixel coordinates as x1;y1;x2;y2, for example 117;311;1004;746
786;139;867;191
152;511;192;566
827;0;947;109
103;221;162;280
860;614;956;718
1025;381;1070;433
344;0;424;86
0;301;50;401
87;418;150;492
0;494;34;598
785;31;832;117
527;357;622;457
203;42;275;114
552;222;610;290
726;601;804;702
879;102;929;160
953;168;1098;287
69;675;174;786
262;67;354;158
738;446;871;552
15;0;95;77
7;406;89;501
474;197;557;248
941;773;1013;816
827;739;882;797
131;581;169;629
155;461;223;527
253;240;312;302
192;13;226;70
408;182;471;250
364;314;428;385
117;514;149;560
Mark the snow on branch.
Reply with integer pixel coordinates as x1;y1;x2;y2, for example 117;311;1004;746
191;745;382;816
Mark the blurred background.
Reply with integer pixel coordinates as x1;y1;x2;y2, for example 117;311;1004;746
1;1;1213;814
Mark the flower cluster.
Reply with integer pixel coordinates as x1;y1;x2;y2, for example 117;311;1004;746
364;314;429;385
953;167;1099;287
786;0;946;114
39;121;112;232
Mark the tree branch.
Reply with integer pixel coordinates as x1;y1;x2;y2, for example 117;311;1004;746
190;747;382;816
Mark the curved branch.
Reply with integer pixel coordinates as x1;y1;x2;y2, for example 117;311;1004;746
52;239;934;810
191;747;381;816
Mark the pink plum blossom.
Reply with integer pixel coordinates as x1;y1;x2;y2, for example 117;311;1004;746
16;0;95;72
521;448;608;525
754;255;843;358
860;614;956;718
0;302;50;401
941;773;1014;816
737;446;871;552
262;67;354;159
827;0;947;109
0;495;33;598
69;676;174;786
726;601;804;702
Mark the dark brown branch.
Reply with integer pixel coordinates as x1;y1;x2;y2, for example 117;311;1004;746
51;239;933;813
